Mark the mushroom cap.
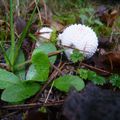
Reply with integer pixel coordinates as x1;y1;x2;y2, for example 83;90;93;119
36;27;53;47
58;24;98;58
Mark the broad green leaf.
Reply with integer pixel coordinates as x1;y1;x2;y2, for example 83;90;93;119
14;49;25;80
33;43;57;64
26;43;56;81
6;48;25;80
1;82;40;103
0;68;20;89
26;65;38;80
30;52;50;82
54;75;85;92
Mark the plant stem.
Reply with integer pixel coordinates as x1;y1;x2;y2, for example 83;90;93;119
15;59;31;69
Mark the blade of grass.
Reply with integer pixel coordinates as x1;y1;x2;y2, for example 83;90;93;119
10;0;15;67
14;7;36;65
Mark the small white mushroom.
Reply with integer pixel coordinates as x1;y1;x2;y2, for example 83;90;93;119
57;24;98;59
36;27;53;47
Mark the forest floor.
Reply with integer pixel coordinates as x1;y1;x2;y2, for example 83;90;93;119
0;0;120;120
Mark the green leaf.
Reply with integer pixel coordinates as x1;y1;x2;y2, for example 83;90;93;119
30;52;50;82
26;43;56;81
87;70;106;85
94;19;103;26
78;69;88;80
0;68;20;89
91;75;106;85
54;75;85;92
1;82;40;103
26;65;38;80
109;74;120;88
70;49;84;63
14;49;25;80
33;43;57;64
79;14;88;24
78;69;106;85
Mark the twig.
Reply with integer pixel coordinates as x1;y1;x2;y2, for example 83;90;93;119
44;81;54;104
50;63;64;75
41;0;47;21
59;45;90;53
81;62;111;75
16;0;20;16
109;29;114;43
34;0;43;25
2;100;64;110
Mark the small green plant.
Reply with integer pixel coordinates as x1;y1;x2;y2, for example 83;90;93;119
78;69;106;85
0;0;36;74
70;49;85;63
0;0;120;105
0;42;86;103
109;74;120;88
46;0;85;13
79;6;103;34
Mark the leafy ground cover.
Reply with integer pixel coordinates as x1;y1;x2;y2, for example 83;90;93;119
0;0;120;119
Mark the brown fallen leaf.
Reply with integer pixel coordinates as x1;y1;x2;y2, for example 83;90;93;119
105;52;120;70
97;6;118;27
51;21;64;32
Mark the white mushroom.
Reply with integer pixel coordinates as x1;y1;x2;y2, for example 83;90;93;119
36;27;53;47
57;24;98;59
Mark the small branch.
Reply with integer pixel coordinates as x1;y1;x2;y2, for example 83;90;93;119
16;0;20;16
2;100;64;110
41;0;47;21
44;81;54;104
59;45;90;53
34;0;43;25
81;62;111;75
50;63;64;75
15;59;31;68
